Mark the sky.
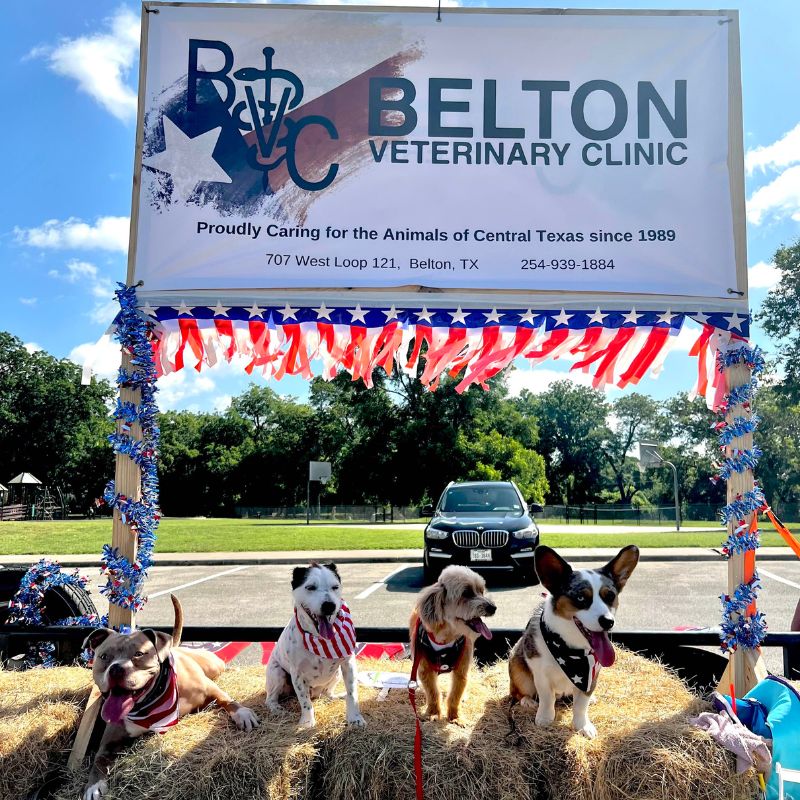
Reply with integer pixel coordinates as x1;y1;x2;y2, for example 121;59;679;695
2;0;799;413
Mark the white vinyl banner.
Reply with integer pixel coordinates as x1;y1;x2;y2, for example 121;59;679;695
133;5;741;300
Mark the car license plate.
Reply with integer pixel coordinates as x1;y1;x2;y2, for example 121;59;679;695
470;549;492;562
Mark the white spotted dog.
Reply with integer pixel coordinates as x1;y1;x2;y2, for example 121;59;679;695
509;545;639;739
265;562;366;729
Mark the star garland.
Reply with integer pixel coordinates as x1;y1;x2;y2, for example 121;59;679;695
5;559;106;667
715;343;767;653
99;284;161;613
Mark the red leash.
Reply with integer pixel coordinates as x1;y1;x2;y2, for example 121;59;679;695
408;619;425;800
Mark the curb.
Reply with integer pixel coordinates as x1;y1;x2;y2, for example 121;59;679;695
3;551;798;569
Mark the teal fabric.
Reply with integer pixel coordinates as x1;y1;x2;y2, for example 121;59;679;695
744;676;800;800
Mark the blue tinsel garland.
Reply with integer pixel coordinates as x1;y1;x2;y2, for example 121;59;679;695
6;559;107;667
716;343;767;653
98;284;161;613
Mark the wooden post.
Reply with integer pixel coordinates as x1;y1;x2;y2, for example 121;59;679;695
717;359;767;697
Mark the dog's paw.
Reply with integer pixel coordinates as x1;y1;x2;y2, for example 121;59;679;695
589;695;598;705
266;701;288;716
346;712;367;727
298;715;316;729
575;721;597;739
534;711;555;727
83;780;108;800
519;696;538;710
447;715;466;727
232;706;260;731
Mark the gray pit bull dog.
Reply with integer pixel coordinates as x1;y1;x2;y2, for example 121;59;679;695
82;595;258;800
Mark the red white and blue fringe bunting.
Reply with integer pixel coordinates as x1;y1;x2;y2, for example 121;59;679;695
123;303;749;401
714;343;768;653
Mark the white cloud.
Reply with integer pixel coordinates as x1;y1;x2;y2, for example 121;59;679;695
745;122;800;175
19;297;38;306
30;8;139;122
748;260;780;290
506;367;599;396
15;216;129;253
24;342;43;354
48;259;119;325
49;259;98;283
746;164;800;225
69;338;121;380
157;370;219;410
669;323;703;353
213;394;232;411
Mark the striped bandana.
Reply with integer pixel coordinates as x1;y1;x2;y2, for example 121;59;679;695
295;601;357;659
126;653;180;733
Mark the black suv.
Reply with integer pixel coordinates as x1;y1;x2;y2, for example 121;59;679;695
422;481;542;583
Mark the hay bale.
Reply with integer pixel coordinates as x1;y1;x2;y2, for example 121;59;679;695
0;665;92;799
6;651;761;800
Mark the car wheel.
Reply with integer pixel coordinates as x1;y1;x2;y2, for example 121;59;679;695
519;563;540;585
423;553;442;584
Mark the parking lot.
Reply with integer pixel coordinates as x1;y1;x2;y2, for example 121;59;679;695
80;559;800;675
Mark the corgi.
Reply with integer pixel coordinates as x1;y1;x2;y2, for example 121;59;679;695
508;544;639;738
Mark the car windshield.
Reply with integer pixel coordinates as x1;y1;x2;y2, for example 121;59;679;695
440;485;522;514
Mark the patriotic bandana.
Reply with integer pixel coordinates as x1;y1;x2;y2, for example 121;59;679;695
125;653;180;733
295;601;357;659
415;623;466;674
539;614;600;694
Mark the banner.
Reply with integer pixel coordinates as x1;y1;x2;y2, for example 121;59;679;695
132;5;745;303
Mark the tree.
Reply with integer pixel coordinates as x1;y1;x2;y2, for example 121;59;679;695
600;394;662;504
521;381;608;504
0;332;115;508
757;238;800;398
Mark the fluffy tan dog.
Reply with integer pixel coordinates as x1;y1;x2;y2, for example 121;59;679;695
409;565;496;724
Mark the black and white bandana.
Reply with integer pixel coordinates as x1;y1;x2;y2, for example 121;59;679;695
415;623;466;674
539;613;599;694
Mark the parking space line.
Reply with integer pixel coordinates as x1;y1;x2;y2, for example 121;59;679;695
354;565;407;600
759;568;800;591
149;565;251;598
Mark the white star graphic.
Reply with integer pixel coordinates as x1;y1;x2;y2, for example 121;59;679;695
657;309;676;324
692;310;710;326
348;304;368;323
588;307;606;325
557;657;566;665
141;303;158;318
552;308;572;327
279;303;298;321
209;301;230;317
519;309;536;325
383;305;401;321
143;118;232;202
483;308;501;323
572;674;582;683
416;307;434;324
248;303;264;318
173;301;192;316
622;308;640;325
313;303;332;320
724;311;745;332
450;306;468;325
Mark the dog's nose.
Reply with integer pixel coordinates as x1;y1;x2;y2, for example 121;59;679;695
320;600;336;617
483;601;497;617
599;615;615;631
108;663;125;679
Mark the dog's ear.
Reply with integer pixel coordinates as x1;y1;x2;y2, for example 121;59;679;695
142;629;173;663
83;627;114;652
418;582;447;627
534;546;573;595
323;562;340;580
292;566;310;590
599;545;640;591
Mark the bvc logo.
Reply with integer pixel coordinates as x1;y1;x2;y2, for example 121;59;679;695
188;40;340;192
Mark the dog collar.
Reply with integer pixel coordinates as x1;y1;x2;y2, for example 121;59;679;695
415;622;466;674
539;613;599;694
295;602;357;659
126;653;180;733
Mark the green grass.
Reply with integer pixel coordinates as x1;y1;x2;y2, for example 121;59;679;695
0;518;796;555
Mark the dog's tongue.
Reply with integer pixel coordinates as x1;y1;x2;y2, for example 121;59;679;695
590;631;615;667
318;617;335;640
467;618;493;640
102;693;136;724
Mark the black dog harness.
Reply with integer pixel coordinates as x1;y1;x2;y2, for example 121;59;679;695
539;614;599;694
415;621;466;674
